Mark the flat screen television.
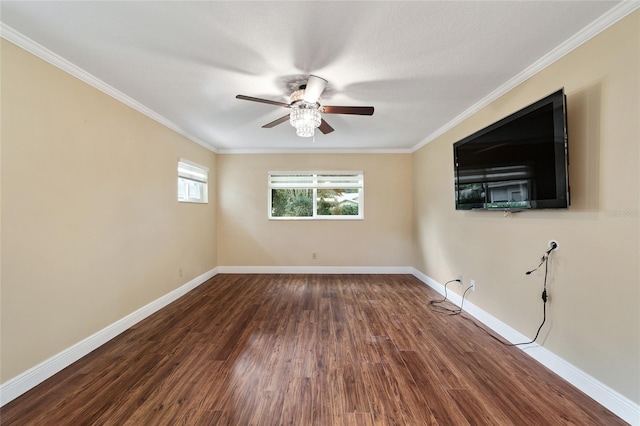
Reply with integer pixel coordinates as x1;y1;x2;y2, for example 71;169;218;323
453;88;569;211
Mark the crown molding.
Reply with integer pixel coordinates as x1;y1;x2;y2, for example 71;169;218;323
3;1;637;157
0;23;218;154
216;148;413;155
0;22;407;156
411;1;640;153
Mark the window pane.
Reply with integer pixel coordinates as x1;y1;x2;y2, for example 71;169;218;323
187;180;201;201
178;178;186;200
268;172;363;220
271;188;313;217
178;159;208;203
178;177;207;203
317;188;359;216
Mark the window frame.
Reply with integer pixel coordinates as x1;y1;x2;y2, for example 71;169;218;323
178;158;209;204
268;171;364;220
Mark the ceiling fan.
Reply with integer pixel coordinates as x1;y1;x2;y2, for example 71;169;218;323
236;75;374;138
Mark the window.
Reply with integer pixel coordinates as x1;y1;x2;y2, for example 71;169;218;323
269;172;363;219
178;159;208;203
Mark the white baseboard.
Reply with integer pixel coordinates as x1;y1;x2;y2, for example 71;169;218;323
218;265;413;274
412;268;640;426
4;267;637;424
0;267;219;407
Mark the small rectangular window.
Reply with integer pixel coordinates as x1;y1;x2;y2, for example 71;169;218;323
178;159;208;203
269;172;363;220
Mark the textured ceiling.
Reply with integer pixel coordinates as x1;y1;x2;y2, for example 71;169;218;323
0;1;632;153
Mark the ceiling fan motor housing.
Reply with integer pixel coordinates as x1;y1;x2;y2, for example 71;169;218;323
289;88;317;107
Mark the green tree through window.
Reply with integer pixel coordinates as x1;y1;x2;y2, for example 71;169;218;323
271;189;313;217
269;172;363;220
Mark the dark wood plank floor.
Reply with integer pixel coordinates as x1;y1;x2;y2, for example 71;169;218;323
1;274;625;425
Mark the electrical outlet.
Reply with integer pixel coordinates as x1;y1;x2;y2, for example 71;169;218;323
548;239;559;251
458;274;463;283
470;279;476;292
312;252;318;260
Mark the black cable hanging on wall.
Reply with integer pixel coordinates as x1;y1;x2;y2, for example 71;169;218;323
481;241;557;347
433;242;558;347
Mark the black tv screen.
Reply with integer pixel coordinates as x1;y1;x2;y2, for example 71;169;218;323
453;89;569;210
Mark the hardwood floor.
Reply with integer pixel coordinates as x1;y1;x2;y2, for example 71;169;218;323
1;274;625;425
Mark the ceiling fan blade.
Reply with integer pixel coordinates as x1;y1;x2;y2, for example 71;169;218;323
262;114;291;128
303;75;328;104
318;119;334;134
236;95;290;108
322;105;374;115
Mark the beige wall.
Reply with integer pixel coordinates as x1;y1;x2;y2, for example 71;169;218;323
217;154;412;267
0;40;217;382
2;9;638;410
413;11;639;404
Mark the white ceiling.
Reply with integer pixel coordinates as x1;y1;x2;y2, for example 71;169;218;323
0;1;633;153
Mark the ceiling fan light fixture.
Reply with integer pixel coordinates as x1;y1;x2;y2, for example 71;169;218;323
237;75;371;138
290;105;321;137
290;89;305;103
